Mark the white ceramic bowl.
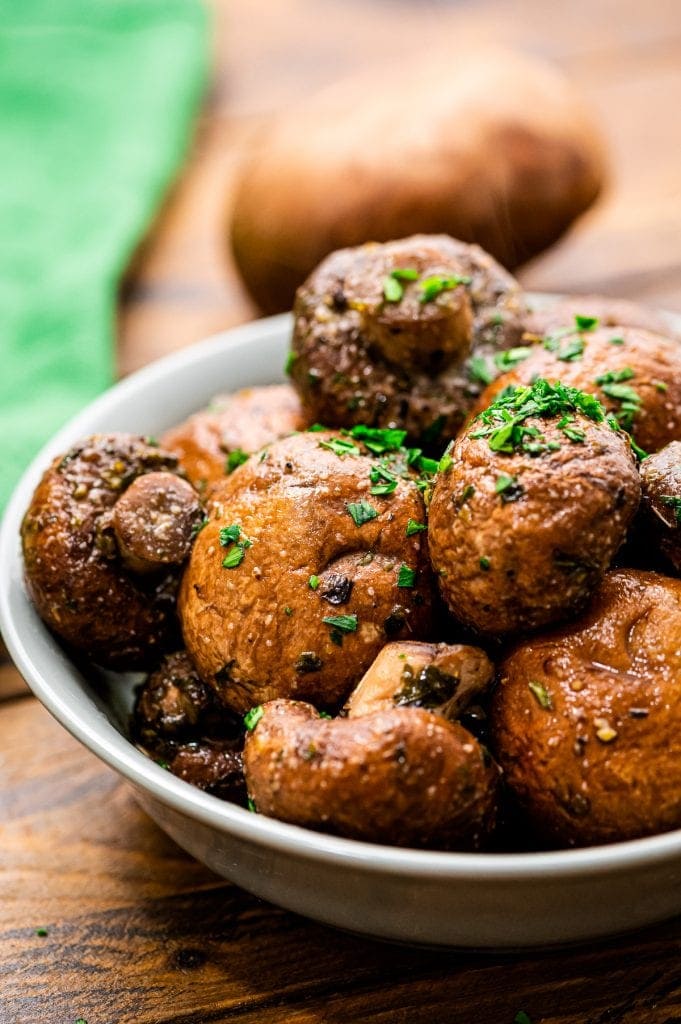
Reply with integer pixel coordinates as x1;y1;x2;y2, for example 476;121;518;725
3;309;681;950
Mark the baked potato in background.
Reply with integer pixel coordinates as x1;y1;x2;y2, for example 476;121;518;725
230;47;607;313
178;429;434;714
492;570;681;847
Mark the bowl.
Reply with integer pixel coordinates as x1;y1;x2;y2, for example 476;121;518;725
3;307;681;950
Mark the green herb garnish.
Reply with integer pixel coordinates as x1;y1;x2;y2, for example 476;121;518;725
226;448;249;474
495;473;524;502
397;564;416;587
220;523;253;569
191;516;209;539
35;927;48;937
494;346;534;371
348;424;407;453
222;546;245;569
318;710;333;719
471;379;606;455
514;1013;533;1024
455;483;475;508
284;351;297;375
219;524;242;546
391;267;419;281
406;519;427;536
574;314;599;331
247;797;257;813
347;500;378;526
479;556;491;571
383;276;404;303
323;613;358;646
319;437;360;457
528;680;553;710
419;274;471;303
308;575;320;590
467;354;494;386
244;705;264;731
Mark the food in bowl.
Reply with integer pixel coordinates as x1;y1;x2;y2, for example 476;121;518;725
19;234;681;853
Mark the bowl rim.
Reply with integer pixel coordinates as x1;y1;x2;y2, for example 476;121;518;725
4;305;681;882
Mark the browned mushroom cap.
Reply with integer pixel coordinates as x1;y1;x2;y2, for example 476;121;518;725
108;472;202;574
178;430;434;713
473;323;681;454
524;294;678;340
344;641;494;721
161;384;307;491
168;743;246;803
290;234;527;443
639;441;681;573
21;434;192;670
132;650;238;748
491;569;681;847
243;699;499;849
428;383;641;635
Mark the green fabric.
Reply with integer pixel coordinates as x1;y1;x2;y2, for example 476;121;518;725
0;0;208;510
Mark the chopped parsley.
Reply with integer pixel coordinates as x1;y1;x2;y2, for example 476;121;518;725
391;267;420;281
595;368;641;431
661;495;681;525
347;424;407;453
542;313;598;361
397;564;416;587
308;574;320;590
323;613;358;646
219;524;243;546
155;759;171;770
575;314;599;331
34;927;48;937
595;366;635;385
247;797;257;813
318;710;333;719
347;500;378;526
471;379;606;455
467;354;494;386
419;274;471;303
191;516;209;539
495;473;524;502
225;448;249;474
406;519;427;536
479;556;491;570
383;275;404;303
284;606;293;616
319;437;360;457
609;336;625;346
494;346;534;371
284;351;297;375
514;1013;533;1024
528;680;553;710
438;446;454;473
244;705;264;731
220;523;253;569
370;463;399;495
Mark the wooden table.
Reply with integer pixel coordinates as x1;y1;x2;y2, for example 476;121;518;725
3;1;681;1020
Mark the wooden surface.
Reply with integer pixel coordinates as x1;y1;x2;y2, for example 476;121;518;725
3;0;681;1020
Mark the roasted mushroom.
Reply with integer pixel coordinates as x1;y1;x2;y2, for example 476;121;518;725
344;640;494;721
161;384;307;491
523;294;676;341
475;321;681;454
428;380;641;635
178;429;434;713
289;234;527;443
491;569;681;846
21;434;203;669
133;651;246;802
639;441;681;573
243;699;499;849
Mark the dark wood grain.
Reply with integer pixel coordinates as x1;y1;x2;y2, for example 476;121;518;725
3;699;681;1024
4;0;681;1020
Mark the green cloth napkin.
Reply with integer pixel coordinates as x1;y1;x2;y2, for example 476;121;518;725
0;0;208;510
